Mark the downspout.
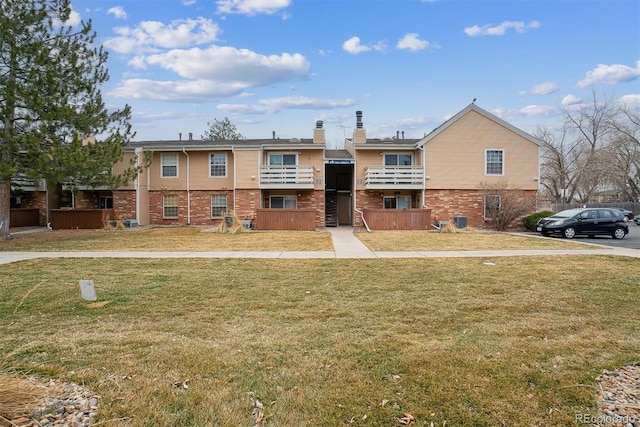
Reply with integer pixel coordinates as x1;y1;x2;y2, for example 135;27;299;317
134;147;143;223
182;147;191;224
232;146;237;216
418;144;428;209
352;151;371;232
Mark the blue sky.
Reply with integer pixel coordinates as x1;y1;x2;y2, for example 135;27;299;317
68;0;640;147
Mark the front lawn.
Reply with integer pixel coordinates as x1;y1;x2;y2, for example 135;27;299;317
1;256;638;425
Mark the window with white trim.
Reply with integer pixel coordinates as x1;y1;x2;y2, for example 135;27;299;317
384;153;412;166
211;195;227;218
163;194;179;218
384;195;412;210
210;153;227;177
485;149;504;175
161;153;178;177
269;153;297;166
270;195;297;209
484;194;501;219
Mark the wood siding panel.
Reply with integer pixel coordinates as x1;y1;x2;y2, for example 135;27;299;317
255;209;316;230
50;209;114;229
424;110;539;190
363;209;431;230
10;209;40;227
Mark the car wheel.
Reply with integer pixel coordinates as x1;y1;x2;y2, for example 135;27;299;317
563;227;576;239
612;227;626;240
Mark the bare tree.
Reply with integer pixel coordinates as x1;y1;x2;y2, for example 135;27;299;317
537;92;620;204
479;181;535;231
607;104;640;201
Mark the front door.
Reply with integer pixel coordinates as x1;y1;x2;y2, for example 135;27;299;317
337;192;351;225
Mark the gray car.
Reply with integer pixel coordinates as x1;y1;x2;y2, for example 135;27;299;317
536;208;629;239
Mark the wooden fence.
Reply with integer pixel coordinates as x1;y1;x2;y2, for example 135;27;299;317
50;209;114;229
362;208;432;230
10;208;40;227
254;209;317;231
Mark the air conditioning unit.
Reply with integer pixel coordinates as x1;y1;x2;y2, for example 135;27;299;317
453;216;468;229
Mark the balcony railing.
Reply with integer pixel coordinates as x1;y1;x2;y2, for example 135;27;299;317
260;165;315;189
364;166;424;189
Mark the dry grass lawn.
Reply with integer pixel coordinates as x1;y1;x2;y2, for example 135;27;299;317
1;226;593;252
1;256;638;426
1;227;333;252
356;229;594;251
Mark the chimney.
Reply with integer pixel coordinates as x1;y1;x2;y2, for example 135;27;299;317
353;110;366;143
179;132;182;141
188;132;193;140
272;131;276;139
313;120;325;144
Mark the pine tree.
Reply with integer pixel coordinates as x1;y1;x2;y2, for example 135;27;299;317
0;0;140;238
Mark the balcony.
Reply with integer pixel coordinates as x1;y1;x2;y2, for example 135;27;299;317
364;166;424;189
260;165;315;189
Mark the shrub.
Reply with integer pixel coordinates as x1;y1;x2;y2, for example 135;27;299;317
523;211;555;231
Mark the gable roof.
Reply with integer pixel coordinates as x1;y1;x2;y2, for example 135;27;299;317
416;103;542;148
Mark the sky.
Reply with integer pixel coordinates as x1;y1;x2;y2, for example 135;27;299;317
67;0;640;148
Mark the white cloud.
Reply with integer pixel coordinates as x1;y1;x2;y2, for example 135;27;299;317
577;61;640;88
561;94;582;106
518;104;560;117
464;20;540;37
396;33;439;51
107;6;127;20
105;18;221;54
110;79;246;101
343;36;370;54
111;47;310;102
218;96;356;114
141;46;309;82
182;0;197;5
342;36;386;54
618;94;640;108
520;81;558;95
216;0;291;15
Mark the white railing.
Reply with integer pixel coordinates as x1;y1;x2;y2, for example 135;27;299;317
260;165;315;188
364;166;424;189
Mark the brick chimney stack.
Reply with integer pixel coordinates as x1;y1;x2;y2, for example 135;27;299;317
313;120;325;144
353;110;366;143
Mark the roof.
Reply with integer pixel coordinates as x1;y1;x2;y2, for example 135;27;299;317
126;138;323;151
417;103;542;148
348;138;421;150
325;149;353;159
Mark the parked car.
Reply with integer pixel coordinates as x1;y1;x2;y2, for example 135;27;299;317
618;208;634;220
536;208;629;239
634;214;640;225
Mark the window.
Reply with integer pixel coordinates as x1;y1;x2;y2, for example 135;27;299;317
384;195;412;210
161;153;178;177
270;195;297;209
163;194;179;218
211;195;227;218
384;153;412;166
210;153;227;177
484;195;501;219
485;149;504;175
269;153;297;166
99;196;113;209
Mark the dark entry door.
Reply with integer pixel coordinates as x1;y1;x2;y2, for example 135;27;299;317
337;192;351;225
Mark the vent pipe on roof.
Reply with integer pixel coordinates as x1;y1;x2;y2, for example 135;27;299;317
396;130;400;140
356;111;363;129
402;131;405;140
179;132;182;141
315;120;324;129
272;131;276;139
188;132;193;140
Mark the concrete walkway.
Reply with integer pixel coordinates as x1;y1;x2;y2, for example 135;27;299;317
1;226;639;265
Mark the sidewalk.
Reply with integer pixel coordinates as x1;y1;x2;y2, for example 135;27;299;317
1;226;639;265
